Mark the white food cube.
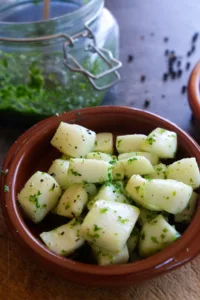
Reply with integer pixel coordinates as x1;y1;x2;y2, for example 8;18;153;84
48;159;70;189
67;158;112;184
139;215;180;257
87;182;129;210
55;183;88;218
116;134;146;154
51;122;96;157
166;158;200;189
80;200;140;253
127;229;139;254
91;244;129;265
141;128;177;159
18;171;61;223
93;133;114;154
112;160;124;180
121;156;154;178
174;191;198;223
126;174;192;214
84;183;97;199
40;219;84;256
85;152;112;161
118;151;159;166
148;163;167;179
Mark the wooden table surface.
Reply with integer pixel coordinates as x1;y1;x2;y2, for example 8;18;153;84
1;0;200;299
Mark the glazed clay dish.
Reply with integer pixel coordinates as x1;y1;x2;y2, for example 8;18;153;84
1;106;200;287
188;61;200;123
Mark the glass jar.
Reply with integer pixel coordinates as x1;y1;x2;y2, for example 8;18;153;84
0;0;120;123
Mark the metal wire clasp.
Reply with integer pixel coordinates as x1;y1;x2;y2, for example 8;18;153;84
63;24;122;91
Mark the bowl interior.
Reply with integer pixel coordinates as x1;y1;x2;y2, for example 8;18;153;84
12;109;194;263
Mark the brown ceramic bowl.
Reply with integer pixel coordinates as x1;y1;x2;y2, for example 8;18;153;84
188;61;200;124
1;106;200;287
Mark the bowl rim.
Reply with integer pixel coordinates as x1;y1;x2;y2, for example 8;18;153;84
1;106;200;278
188;61;200;121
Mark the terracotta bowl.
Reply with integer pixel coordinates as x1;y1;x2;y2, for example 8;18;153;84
1;106;200;287
188;61;200;124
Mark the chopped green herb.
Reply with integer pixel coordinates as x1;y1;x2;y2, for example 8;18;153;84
4;185;9;192
146;135;156;145
117;216;129;224
151;236;159;243
128;157;138;164
42;204;47;208
104;181;111;187
61;250;67;255
109;160;116;165
70;169;82;176
172;191;176;196
116;173;121;177
160;234;165;239
144;175;152;181
29;191;41;208
163;228;168;233
70;219;81;226
135;186;140;192
159;128;166;134
107;171;112;181
150;220;158;225
190;178;193;183
100;208;108;214
65;204;70;209
94;224;102;231
94;141;98;146
117;139;122;148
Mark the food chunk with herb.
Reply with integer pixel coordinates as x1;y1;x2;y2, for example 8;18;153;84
121;155;154;177
174;191;198;223
80;200;140;253
141;128;177;159
55;183;88;218
138;207;159;226
139;215;180;257
126;174;192;214
51;122;96;157
118;151;159;165
18;171;61;223
67;158;112;184
91;244;129;266
87;182;129;210
85;152;112;161
116;134;146;154
48;159;70;190
93;133;114;154
148;163;167;179
166;158;200;189
40;219;84;256
84;183;97;200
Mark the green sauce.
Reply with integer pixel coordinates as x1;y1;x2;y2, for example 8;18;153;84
0;51;104;121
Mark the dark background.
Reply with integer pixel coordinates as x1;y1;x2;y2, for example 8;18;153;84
104;0;200;141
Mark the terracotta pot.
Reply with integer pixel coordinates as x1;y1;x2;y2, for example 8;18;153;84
188;61;200;125
1;106;200;287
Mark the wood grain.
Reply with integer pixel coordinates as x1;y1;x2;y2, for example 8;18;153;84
1;0;200;299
